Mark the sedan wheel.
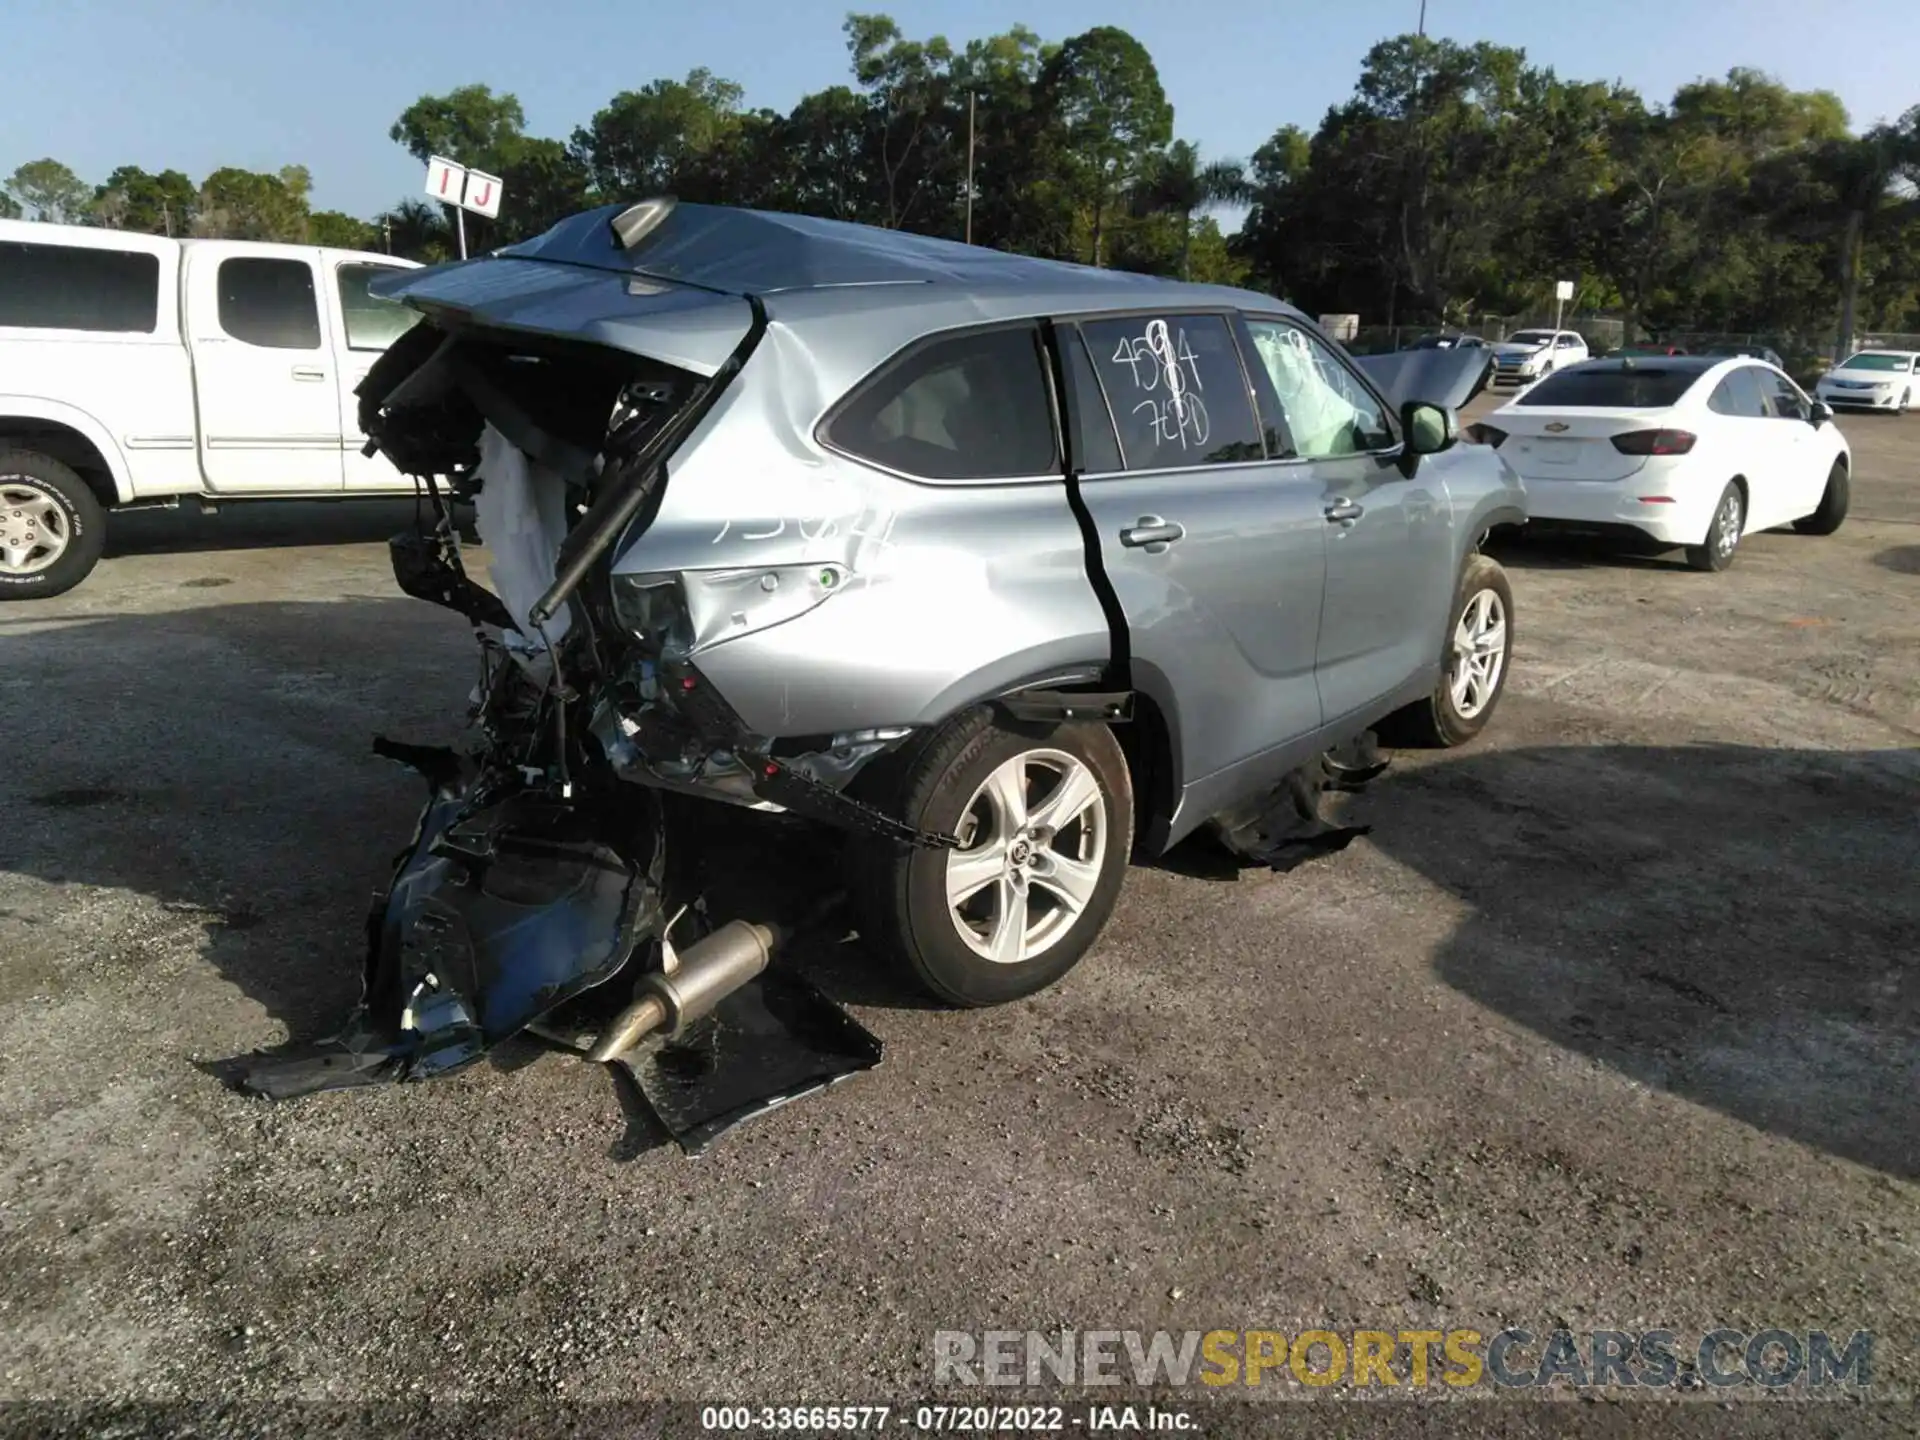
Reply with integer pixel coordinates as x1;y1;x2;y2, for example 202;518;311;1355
1686;483;1745;573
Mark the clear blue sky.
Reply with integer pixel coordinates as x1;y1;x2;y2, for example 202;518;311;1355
5;0;1916;219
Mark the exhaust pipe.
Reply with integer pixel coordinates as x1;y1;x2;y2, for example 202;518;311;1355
587;918;779;1063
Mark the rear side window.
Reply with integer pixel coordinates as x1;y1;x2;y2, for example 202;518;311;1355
1079;313;1265;468
824;324;1058;480
1707;367;1769;417
0;240;160;333
217;257;321;349
336;263;421;351
1516;368;1697;408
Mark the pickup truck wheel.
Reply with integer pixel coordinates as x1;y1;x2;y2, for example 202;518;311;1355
1383;553;1514;748
848;708;1133;1007
0;451;106;601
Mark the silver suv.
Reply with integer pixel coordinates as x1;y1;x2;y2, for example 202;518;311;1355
232;201;1523;1104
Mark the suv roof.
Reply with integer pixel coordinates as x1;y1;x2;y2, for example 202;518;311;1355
498;200;1270;311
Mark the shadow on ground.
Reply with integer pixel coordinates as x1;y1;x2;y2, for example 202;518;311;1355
5;595;1916;1176
1360;741;1920;1180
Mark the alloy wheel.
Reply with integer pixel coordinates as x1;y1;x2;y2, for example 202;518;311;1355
0;481;70;577
1449;588;1509;721
945;749;1107;965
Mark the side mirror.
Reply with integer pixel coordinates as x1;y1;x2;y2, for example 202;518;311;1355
1402;401;1457;456
1810;400;1833;428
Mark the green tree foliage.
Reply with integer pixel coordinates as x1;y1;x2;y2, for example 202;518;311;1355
193;165;312;241
7;158;91;222
7;16;1916;347
89;166;198;234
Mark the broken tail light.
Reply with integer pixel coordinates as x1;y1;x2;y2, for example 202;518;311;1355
1464;423;1508;448
1610;429;1697;456
613;564;849;652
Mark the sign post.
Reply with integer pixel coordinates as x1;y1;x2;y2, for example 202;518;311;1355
1553;278;1574;333
423;156;505;260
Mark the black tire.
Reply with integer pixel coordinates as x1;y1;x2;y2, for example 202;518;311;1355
1899;389;1911;417
1793;460;1850;536
0;450;108;601
1383;552;1514;748
847;707;1133;1007
1685;481;1745;572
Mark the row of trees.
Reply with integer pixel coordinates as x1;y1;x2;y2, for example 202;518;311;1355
7;15;1919;344
1;157;379;249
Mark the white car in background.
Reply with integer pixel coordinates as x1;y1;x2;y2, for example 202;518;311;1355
1488;329;1588;389
1813;349;1919;414
1471;355;1850;572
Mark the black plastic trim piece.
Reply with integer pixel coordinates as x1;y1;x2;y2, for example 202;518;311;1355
996;689;1133;724
1038;318;1132;693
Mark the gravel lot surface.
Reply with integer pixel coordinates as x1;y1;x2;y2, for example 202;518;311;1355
2;400;1914;1432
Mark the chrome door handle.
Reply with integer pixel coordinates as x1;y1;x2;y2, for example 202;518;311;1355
291;365;327;381
1119;516;1185;552
1325;498;1364;523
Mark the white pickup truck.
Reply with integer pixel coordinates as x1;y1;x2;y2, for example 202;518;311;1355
0;219;423;599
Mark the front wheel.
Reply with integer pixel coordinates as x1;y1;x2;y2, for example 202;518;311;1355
1382;552;1514;748
1686;482;1745;572
848;708;1133;1007
0;450;107;601
1793;460;1850;536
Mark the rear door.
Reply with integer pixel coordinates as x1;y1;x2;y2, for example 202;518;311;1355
327;258;423;491
1242;315;1454;728
1064;311;1327;802
183;244;343;492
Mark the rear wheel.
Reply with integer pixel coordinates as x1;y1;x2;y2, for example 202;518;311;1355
1383;552;1514;748
1686;482;1745;572
0;450;107;601
848;708;1133;1007
1793;460;1850;536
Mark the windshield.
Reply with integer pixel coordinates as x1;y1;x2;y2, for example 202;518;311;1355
1840;353;1912;372
1508;332;1552;346
1515;368;1698;408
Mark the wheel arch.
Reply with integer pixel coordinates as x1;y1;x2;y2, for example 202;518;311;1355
0;401;132;507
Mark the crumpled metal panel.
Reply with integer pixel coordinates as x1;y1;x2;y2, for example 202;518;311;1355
215;743;666;1100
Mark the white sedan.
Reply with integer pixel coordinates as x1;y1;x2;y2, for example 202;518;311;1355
1472;356;1851;572
1813;349;1919;414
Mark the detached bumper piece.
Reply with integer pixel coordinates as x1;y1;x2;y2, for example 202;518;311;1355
214;741;883;1153
1208;733;1389;872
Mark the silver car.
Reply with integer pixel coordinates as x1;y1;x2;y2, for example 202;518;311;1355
229;200;1524;1113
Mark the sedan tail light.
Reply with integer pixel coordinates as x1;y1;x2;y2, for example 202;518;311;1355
1465;423;1508;448
1610;429;1697;456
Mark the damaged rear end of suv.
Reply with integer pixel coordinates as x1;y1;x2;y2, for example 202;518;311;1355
223;200;1520;1149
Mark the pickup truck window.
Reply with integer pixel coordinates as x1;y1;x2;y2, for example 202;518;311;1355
337;264;421;351
0;240;159;333
217;257;321;350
